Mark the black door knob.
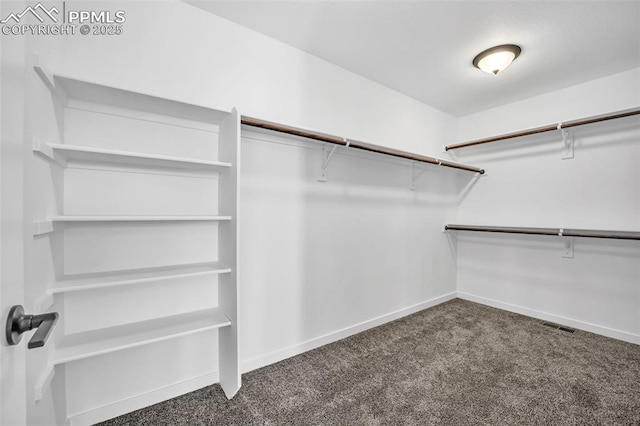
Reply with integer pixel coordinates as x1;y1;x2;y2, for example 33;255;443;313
6;305;59;349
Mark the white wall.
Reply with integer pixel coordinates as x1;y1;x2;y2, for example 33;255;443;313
239;129;461;371
453;68;640;344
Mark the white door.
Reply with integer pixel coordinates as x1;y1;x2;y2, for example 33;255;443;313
1;7;28;424
1;5;60;424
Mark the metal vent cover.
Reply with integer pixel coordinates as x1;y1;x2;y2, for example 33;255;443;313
541;322;576;334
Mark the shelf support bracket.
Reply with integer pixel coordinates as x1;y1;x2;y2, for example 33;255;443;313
558;123;574;160
318;144;339;182
559;229;574;258
33;220;54;236
33;139;65;167
33;64;69;106
34;363;55;402
410;162;427;190
33;139;54;161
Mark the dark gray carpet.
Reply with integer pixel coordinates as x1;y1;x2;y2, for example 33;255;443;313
100;299;640;425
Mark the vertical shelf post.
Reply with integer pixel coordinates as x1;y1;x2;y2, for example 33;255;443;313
217;108;241;398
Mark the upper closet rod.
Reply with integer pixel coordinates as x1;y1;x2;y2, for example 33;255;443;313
445;107;640;151
242;117;484;174
445;224;640;241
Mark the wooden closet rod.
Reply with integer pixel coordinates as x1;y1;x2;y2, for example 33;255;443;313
241;117;485;174
445;224;640;241
445;107;640;151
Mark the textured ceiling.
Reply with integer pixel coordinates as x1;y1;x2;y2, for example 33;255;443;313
187;1;640;117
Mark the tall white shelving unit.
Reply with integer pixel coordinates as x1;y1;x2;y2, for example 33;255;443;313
32;67;240;424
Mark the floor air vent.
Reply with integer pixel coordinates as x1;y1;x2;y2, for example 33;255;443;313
542;322;576;334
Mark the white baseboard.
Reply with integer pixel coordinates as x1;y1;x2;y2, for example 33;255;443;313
241;292;457;373
457;291;640;345
67;371;220;426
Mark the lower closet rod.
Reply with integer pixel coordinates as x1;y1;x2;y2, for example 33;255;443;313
241;117;485;174
445;224;640;241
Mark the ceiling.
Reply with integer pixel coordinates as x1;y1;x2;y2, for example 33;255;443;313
187;1;640;117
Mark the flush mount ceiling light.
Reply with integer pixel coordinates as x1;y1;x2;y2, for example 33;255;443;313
472;44;521;75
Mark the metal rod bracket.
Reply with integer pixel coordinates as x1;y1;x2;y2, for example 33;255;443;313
318;144;338;182
560;231;574;258
558;123;574;160
410;162;427;190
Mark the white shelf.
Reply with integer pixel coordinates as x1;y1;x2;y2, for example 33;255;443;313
33;66;243;402
53;308;230;365
35;66;231;125
33;215;231;236
50;215;232;222
40;143;231;171
49;261;231;294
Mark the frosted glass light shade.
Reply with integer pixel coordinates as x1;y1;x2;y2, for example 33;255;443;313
473;44;521;75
